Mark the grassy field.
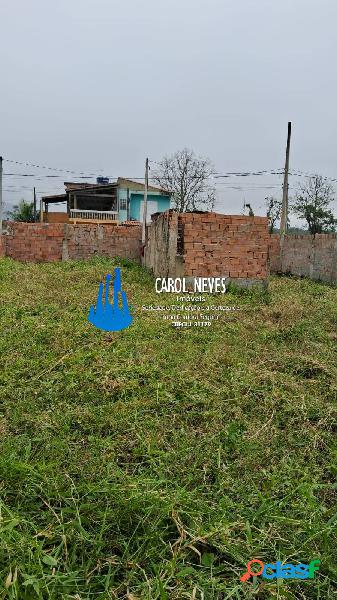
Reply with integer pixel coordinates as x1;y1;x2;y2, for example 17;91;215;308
0;257;336;600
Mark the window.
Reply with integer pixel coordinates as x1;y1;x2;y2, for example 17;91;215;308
120;198;127;211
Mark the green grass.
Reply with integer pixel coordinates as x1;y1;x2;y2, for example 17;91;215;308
0;257;336;599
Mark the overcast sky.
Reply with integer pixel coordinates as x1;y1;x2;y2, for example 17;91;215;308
1;0;337;220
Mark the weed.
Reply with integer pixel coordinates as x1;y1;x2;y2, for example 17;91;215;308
0;258;336;598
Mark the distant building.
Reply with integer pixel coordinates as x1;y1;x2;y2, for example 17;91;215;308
41;177;171;224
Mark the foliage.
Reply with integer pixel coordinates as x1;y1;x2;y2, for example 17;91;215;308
293;176;336;234
8;200;37;223
0;257;336;598
265;196;282;233
152;148;215;212
245;203;254;217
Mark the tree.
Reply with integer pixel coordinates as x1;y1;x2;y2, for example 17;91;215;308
265;196;282;233
8;199;37;222
245;203;254;217
152;148;215;212
293;176;336;235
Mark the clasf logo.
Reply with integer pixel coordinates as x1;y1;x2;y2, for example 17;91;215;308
240;559;320;582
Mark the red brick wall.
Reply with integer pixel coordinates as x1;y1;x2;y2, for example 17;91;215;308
5;223;64;261
63;223;141;261
180;213;269;280
144;211;270;285
2;222;141;263
4;219;336;284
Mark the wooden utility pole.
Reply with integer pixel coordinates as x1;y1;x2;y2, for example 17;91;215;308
0;156;3;233
280;122;291;236
33;187;37;222
141;157;149;245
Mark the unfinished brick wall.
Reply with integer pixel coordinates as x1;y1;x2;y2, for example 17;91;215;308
62;223;141;261
4;223;65;261
269;233;337;283
1;222;141;263
144;211;269;286
180;213;269;281
3;216;336;285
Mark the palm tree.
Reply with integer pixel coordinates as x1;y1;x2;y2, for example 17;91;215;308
8;200;38;222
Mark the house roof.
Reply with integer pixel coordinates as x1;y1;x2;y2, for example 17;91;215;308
42;178;172;202
117;178;171;195
41;193;67;203
64;181;118;193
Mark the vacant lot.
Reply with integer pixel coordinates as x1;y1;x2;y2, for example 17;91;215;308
0;257;336;600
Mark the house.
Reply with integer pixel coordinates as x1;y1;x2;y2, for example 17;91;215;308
41;177;171;224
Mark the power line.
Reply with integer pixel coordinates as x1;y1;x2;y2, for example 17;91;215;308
3;173;97;178
289;168;337;184
3;157;337;190
3;157;287;181
4;155;337;181
4;158;104;177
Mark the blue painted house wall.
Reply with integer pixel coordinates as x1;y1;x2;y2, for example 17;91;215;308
117;183;171;223
118;187;128;223
129;193;171;221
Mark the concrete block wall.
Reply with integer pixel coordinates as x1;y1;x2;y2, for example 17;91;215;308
0;233;5;258
144;211;182;277
269;233;337;283
1;222;141;263
269;234;281;272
